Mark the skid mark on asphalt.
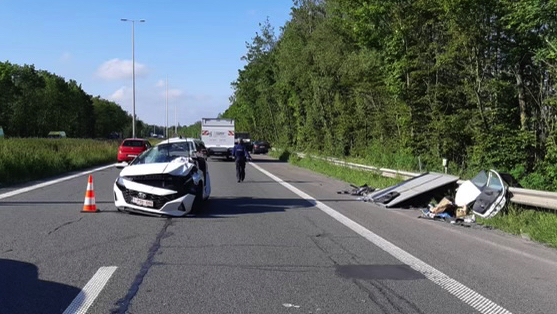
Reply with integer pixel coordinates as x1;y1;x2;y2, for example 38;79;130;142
353;279;427;314
111;218;173;314
47;217;84;235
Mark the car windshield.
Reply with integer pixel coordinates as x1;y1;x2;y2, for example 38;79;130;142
130;142;193;165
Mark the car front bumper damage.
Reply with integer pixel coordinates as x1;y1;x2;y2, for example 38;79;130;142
113;176;196;217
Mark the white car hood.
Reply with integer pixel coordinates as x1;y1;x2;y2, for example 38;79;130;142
119;159;194;177
117;159;196;196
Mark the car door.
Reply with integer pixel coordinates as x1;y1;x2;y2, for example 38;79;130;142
472;170;507;218
455;170;488;206
195;140;208;160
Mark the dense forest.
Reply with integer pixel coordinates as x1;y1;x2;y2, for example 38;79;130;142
223;0;557;189
0;61;161;139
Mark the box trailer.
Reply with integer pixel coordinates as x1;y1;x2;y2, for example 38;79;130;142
201;118;235;159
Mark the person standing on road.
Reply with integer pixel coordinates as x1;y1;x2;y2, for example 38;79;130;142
232;139;251;182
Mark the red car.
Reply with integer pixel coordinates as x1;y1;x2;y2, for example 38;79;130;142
117;138;152;162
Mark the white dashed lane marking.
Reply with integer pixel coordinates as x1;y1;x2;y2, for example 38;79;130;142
62;266;117;314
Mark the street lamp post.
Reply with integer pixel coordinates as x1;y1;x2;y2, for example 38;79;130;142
166;76;168;138
121;18;145;138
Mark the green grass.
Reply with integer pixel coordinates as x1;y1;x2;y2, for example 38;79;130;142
271;148;557;248
0;138;119;186
270;148;402;190
477;205;557;248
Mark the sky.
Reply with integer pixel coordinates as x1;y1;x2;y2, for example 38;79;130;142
0;0;293;126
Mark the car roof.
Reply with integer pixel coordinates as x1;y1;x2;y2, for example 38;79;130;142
122;138;148;142
156;137;196;145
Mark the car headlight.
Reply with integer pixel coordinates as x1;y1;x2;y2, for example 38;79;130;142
116;176;126;188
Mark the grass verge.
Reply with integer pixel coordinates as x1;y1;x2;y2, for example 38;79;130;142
0;138;119;186
270;149;402;190
272;148;557;249
477;205;557;248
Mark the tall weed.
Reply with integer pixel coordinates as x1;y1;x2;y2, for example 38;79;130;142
0;138;119;186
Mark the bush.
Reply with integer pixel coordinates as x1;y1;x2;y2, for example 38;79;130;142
278;149;291;162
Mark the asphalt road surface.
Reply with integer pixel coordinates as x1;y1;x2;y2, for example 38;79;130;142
1;155;556;314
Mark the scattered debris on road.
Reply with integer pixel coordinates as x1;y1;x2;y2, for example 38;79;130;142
282;303;301;309
337;184;375;196
338;169;521;227
419;197;476;227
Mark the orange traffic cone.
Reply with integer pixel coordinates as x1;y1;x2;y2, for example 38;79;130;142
82;175;99;213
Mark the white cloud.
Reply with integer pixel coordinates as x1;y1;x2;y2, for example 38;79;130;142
186;94;212;102
155;79;165;87
105;83;229;126
96;58;147;80
168;89;183;99
160;88;184;100
109;86;131;101
60;52;72;62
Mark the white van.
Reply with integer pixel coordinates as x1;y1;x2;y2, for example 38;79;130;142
201;118;235;159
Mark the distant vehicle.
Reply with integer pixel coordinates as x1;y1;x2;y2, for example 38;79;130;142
252;141;270;154
235;132;252;150
47;131;66;138
117;138;152;162
113;137;211;217
201;118;235;159
109;132;121;139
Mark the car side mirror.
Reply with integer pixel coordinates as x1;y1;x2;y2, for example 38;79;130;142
116;161;128;169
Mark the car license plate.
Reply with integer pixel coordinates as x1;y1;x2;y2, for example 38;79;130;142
260;146;265;148
127;154;137;158
131;197;153;207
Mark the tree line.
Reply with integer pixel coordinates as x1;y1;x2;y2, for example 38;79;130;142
223;0;557;190
0;61;164;139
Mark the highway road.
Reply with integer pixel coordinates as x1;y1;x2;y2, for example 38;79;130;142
1;155;556;314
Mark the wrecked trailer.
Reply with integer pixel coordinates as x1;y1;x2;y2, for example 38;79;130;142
364;173;460;208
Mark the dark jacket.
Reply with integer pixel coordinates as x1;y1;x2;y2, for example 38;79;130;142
232;143;251;161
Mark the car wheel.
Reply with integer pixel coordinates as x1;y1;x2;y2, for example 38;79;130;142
201;175;210;201
191;183;204;214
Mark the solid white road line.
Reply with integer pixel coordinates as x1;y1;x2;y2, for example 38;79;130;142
0;164;116;200
62;266;117;314
250;162;512;314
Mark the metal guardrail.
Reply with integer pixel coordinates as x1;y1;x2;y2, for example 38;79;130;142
294;152;557;211
299;154;419;180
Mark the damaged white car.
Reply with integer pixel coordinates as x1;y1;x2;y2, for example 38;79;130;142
455;170;509;218
113;137;211;217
